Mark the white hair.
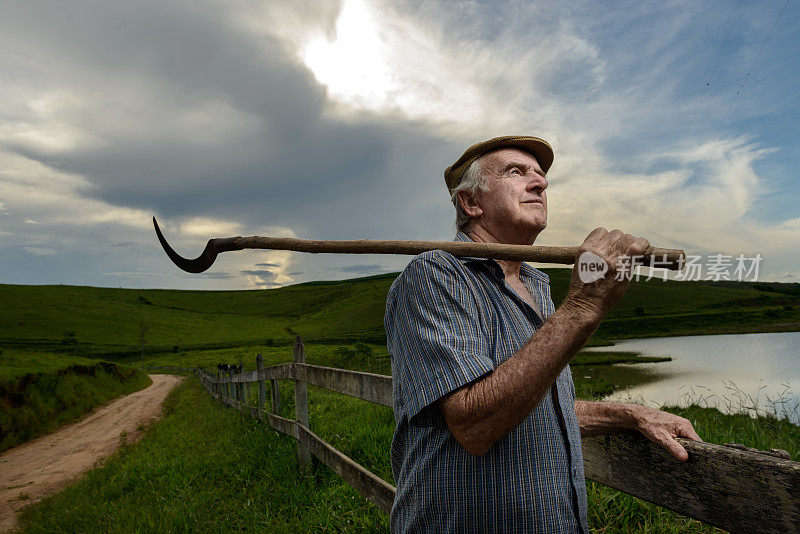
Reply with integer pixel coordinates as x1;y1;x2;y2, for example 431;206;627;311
450;157;490;231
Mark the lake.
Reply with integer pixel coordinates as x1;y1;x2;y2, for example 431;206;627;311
581;331;800;424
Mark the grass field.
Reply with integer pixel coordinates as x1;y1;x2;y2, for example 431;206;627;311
3;273;799;532
14;375;798;533
2;272;798;357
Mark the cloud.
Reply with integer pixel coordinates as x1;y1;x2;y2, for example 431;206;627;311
240;269;275;276
338;263;391;274
102;271;166;279
192;272;236;279
240;268;280;287
0;0;796;290
178;217;242;238
23;246;56;256
761;271;800;282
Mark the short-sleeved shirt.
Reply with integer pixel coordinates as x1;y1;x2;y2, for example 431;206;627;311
385;231;588;533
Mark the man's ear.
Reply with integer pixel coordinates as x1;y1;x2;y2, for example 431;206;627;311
457;190;483;218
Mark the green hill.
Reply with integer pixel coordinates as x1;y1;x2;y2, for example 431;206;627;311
1;270;798;359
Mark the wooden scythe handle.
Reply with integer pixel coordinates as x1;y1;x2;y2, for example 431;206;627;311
154;217;685;274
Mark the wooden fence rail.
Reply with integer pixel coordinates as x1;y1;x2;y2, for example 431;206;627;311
188;338;800;534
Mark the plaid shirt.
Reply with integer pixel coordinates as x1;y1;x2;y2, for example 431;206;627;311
386;232;588;533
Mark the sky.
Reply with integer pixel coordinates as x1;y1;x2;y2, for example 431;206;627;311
0;0;798;290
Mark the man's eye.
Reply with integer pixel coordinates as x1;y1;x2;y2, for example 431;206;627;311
510;169;521;175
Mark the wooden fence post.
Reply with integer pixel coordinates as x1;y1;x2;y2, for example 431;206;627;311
271;379;281;415
257;354;266;417
294;336;311;468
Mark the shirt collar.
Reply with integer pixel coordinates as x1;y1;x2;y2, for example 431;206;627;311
453;231;550;284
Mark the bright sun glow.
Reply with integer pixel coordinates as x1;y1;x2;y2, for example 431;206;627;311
299;0;487;125
302;0;396;110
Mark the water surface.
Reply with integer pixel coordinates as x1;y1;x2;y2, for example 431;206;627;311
583;332;800;423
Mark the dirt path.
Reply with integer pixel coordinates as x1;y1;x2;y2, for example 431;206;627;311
0;374;183;532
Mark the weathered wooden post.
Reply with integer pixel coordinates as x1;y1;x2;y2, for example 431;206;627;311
257;354;265;418
240;362;247;406
270;378;281;415
293;336;311;468
216;372;220;396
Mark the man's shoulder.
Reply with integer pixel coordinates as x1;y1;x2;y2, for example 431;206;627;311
396;250;464;281
387;250;467;298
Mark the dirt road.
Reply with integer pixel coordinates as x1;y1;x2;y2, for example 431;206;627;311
0;374;183;532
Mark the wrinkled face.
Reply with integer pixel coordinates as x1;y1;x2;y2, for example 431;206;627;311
471;148;548;243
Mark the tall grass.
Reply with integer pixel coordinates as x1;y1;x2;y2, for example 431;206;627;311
0;348;101;380
0;362;151;452
17;370;798;533
15;379;388;533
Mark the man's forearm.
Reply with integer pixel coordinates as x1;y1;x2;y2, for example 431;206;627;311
575;400;703;461
440;300;601;455
575;400;638;437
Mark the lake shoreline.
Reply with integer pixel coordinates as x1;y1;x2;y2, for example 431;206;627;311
588;321;800;347
586;332;800;426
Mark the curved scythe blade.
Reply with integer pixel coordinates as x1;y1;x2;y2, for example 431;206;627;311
153;217;240;273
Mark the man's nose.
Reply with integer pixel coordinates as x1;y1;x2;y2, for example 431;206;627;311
527;173;548;191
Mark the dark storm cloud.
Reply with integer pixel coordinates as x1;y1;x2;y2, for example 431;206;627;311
0;0;461;244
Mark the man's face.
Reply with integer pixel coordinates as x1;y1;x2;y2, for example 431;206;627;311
471;148;548;243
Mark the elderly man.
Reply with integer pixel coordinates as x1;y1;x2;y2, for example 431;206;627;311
385;136;702;533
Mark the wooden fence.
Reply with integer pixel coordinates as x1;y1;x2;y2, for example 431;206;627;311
187;338;799;534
